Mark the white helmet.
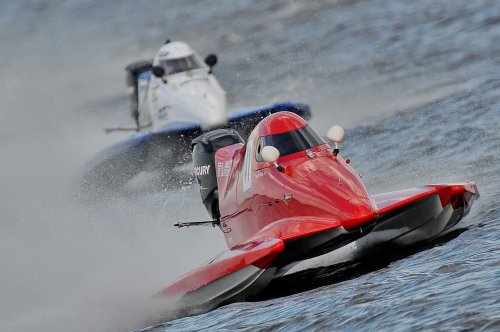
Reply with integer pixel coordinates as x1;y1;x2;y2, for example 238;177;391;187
152;41;203;76
153;41;195;64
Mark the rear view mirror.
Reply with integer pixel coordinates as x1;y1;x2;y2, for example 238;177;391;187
261;146;285;172
261;146;280;163
152;66;165;78
326;125;345;156
326;125;345;143
204;54;218;73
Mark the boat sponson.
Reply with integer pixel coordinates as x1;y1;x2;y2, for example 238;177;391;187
159;238;284;298
274;182;479;278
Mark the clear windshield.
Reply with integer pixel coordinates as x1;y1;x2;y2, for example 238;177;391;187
256;125;327;162
159;55;202;75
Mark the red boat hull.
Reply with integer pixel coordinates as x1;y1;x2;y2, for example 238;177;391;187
160;112;479;313
160;182;478;307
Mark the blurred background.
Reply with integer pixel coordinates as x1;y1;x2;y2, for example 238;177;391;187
0;1;499;331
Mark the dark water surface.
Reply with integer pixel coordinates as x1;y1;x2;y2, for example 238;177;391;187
152;79;500;332
0;0;499;331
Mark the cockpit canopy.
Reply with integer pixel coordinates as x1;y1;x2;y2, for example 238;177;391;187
153;41;205;76
256;125;326;162
158;55;203;76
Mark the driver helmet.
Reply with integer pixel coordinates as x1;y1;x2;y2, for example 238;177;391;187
257;111;308;137
256;112;326;161
153;41;200;75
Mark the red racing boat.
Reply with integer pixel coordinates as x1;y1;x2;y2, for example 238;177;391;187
159;111;479;311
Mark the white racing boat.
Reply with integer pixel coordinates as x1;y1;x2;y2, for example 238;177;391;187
82;40;311;189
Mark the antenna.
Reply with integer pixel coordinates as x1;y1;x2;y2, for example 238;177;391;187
174;220;220;228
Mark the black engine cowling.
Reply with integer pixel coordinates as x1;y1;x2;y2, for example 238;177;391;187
124;60;153;119
192;129;244;220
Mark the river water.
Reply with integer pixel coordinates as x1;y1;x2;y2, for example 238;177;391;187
0;1;499;331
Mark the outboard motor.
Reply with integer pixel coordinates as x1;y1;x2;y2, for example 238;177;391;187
125;60;153;118
192;129;244;220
